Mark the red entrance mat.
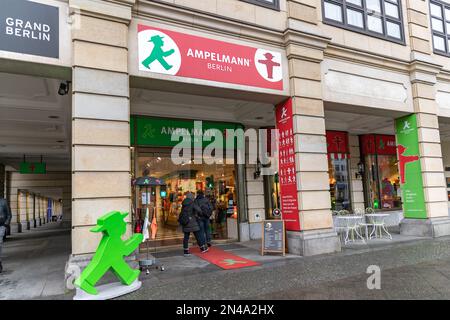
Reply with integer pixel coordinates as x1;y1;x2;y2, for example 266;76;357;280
190;246;260;270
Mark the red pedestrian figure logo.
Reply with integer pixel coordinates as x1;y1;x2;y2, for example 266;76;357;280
397;145;419;184
258;52;280;79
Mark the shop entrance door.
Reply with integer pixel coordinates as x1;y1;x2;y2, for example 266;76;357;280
134;148;239;247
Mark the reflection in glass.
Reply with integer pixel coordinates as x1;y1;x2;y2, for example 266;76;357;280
432;17;444;32
324;1;343;22
434;34;446;51
368;15;383;33
366;0;381;12
384;2;399;18
387;21;401;38
328;157;351;211
347;8;364;28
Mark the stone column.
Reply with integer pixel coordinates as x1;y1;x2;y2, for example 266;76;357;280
397;0;450;236
283;26;341;255
400;60;450;236
68;0;134;263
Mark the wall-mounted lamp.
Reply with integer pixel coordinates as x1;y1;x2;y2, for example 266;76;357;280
254;159;262;179
58;81;71;96
355;161;365;179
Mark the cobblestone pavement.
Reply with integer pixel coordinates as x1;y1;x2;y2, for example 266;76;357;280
4;221;450;300
121;235;450;300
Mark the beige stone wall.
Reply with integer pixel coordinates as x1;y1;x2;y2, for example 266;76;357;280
285;28;334;231
71;1;133;256
141;0;288;31
246;164;266;223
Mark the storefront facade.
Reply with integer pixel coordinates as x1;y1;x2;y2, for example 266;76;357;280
1;0;450;273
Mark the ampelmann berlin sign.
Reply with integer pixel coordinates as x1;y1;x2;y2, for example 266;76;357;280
0;0;59;58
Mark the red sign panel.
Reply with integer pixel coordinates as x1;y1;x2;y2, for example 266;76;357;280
376;135;397;155
326;131;349;154
138;24;284;91
275;98;300;231
361;134;396;155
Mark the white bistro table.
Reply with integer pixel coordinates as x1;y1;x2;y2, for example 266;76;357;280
365;213;392;240
335;215;366;244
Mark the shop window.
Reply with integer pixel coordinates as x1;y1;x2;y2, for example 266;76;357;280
326;131;352;211
322;0;405;44
360;134;401;210
135;152;238;244
430;1;450;56
240;0;280;10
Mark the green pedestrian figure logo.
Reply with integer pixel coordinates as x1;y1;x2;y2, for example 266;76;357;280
74;211;143;295
142;35;175;71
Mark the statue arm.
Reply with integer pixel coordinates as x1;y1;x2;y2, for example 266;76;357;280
123;233;143;256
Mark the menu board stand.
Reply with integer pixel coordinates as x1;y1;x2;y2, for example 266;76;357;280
261;220;286;256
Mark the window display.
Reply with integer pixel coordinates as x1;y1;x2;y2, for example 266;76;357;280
134;150;238;246
328;157;351;210
360;134;401;210
326;131;351;211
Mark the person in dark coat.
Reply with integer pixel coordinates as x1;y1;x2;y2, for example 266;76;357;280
195;190;213;247
180;192;208;256
0;197;12;273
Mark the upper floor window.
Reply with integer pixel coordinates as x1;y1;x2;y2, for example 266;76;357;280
430;1;450;55
322;0;405;44
241;0;280;10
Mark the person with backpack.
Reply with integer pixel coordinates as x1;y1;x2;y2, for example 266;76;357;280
195;190;213;248
0;197;12;273
178;192;209;256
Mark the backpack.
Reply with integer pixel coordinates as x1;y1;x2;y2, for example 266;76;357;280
178;205;191;226
199;200;213;218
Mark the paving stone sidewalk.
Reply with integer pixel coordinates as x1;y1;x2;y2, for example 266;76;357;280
4;222;450;300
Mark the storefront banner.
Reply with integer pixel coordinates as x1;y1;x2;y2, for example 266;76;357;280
275;98;301;231
376;135;397;155
133;116;242;148
0;0;59;58
395;114;427;219
360;134;397;155
326;131;349;155
137;24;284;91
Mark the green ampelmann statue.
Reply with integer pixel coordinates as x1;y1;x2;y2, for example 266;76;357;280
74;211;143;295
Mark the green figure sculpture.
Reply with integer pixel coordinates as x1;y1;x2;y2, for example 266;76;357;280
74;211;143;295
142;35;175;71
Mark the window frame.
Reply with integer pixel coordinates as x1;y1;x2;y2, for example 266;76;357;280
429;0;450;56
322;0;406;45
240;0;280;11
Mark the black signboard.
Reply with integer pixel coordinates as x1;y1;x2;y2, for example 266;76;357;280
261;220;285;256
0;0;59;58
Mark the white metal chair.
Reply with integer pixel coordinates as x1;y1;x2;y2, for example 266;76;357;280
355;208;371;240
